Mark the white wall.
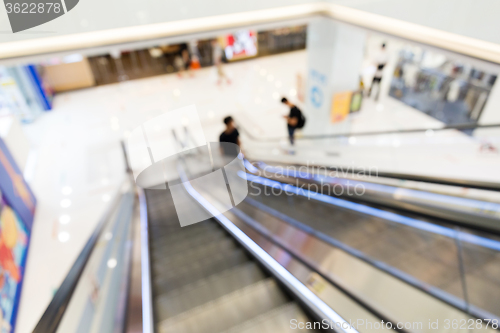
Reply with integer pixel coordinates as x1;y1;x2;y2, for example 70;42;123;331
0;0;316;43
479;79;500;125
331;0;500;44
0;0;498;45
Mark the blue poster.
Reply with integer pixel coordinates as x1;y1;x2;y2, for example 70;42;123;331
0;203;29;333
0;138;36;231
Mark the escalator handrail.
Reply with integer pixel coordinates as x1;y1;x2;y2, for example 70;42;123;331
249;161;500;234
252;159;500;192
244;170;500;250
239;171;500;323
32;180;131;333
238;120;500;142
138;187;154;333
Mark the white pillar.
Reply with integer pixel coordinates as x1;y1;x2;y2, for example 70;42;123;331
478;79;500;125
304;18;366;135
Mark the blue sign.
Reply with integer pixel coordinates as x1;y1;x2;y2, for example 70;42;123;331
310;86;323;108
309;69;327;108
0;137;36;230
310;69;327;85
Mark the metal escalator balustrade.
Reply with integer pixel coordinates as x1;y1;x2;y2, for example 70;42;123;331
237;122;500;193
230;167;500;328
243;172;500;249
163;141;500;332
250;161;500;233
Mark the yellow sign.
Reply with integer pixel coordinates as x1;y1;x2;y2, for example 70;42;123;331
331;91;352;123
306;272;326;295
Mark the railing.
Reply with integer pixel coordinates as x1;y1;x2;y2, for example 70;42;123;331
238;121;500;191
33;180;135;333
251;161;500;233
238;120;500;142
240;166;500;324
33;142;142;333
174;145;500;331
137;187;154;333
2;2;500;64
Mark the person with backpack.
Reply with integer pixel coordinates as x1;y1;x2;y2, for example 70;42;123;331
281;97;305;145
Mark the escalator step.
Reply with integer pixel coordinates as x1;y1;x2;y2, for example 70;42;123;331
151;227;226;254
155;262;266;321
158;278;288;333
150;220;217;237
152;237;238;274
153;248;249;294
222;303;316;333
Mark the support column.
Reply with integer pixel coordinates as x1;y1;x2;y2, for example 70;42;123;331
478;78;500;125
305;18;366;135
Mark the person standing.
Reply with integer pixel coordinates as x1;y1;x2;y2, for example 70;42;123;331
175;44;193;78
212;39;231;85
369;43;388;101
219;116;240;156
281;97;305;145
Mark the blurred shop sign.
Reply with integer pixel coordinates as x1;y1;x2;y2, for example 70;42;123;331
309;69;327;108
331;91;352;123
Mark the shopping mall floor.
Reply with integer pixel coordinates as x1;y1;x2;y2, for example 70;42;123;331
16;50;500;333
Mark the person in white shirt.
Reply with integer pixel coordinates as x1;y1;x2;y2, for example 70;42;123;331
369;43;388;101
212;39;231;85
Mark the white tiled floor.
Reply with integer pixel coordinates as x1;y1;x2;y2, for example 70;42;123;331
15;50;500;332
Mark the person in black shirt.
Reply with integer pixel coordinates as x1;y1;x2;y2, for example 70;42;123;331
281;97;303;145
219;116;240;156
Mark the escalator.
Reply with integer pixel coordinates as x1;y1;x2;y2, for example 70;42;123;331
146;187;320;333
233;162;500;323
235;180;500;317
32;141;500;333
